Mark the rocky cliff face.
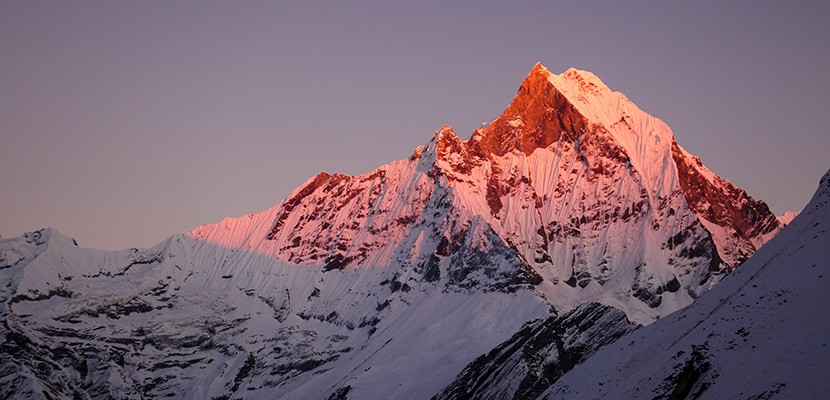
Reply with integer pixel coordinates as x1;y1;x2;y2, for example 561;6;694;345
0;64;783;399
433;303;637;400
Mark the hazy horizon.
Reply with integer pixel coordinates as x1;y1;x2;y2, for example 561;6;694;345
2;2;829;249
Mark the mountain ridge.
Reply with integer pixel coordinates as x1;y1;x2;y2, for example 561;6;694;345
0;63;788;399
189;63;780;322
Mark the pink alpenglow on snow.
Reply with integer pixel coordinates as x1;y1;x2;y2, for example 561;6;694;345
0;64;802;400
777;210;799;225
189;64;782;321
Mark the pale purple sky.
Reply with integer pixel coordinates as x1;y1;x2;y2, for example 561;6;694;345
2;1;829;249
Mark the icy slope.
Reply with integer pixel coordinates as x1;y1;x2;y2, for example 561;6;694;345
539;168;830;399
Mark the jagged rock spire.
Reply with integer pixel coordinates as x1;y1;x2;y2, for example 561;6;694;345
470;63;589;157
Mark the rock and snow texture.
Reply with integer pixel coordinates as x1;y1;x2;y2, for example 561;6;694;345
191;62;782;324
539;169;830;400
0;229;550;399
432;303;637;400
0;64;786;399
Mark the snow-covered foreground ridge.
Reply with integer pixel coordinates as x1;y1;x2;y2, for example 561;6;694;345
0;64;786;399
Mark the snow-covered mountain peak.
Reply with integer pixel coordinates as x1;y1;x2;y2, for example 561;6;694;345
466;63;590;158
467;63;673;182
559;67;612;96
430;124;458;142
525;62;611;95
0;64;796;400
190;63;781;301
432;125;464;155
11;227;75;249
287;171;333;199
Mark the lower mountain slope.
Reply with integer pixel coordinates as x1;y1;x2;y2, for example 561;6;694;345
538;168;830;399
0;228;552;399
432;302;637;400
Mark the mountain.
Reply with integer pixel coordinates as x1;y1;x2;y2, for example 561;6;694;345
0;63;783;399
537;168;830;399
192;63;781;322
777;210;799;225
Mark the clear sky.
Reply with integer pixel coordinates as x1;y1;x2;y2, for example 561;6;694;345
2;1;828;249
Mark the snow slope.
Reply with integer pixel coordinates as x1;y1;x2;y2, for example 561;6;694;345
539;168;830;399
0;229;550;399
0;64;786;399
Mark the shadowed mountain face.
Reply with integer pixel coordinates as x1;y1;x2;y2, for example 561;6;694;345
433;303;638;400
0;64;784;399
